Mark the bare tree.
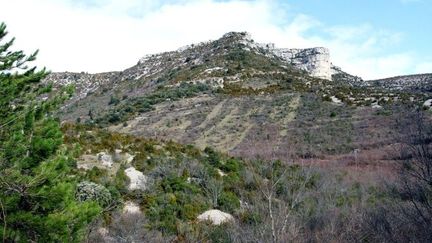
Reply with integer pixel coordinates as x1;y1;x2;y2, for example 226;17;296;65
359;109;432;242
254;159;314;243
87;210;169;243
202;178;224;208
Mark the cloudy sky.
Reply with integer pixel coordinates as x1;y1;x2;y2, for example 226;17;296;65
0;0;431;79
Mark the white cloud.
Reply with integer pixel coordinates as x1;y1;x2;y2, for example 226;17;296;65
0;0;426;79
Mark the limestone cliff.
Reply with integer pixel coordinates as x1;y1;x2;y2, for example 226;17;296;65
273;47;332;80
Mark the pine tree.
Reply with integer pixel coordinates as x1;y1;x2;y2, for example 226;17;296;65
0;22;101;242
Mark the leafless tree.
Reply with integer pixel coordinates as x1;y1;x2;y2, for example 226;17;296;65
254;159;314;243
359;109;432;242
87;210;169;243
202;178;223;208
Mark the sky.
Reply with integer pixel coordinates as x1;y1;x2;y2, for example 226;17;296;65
0;0;431;79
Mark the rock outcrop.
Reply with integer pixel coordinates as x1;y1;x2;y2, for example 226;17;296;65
97;152;113;168
125;167;147;191
273;47;332;80
197;209;234;225
44;31;358;105
215;32;336;80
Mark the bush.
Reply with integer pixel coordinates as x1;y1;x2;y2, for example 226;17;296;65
108;96;120;105
220;158;241;173
76;181;113;207
204;147;221;167
218;191;240;213
240;210;262;225
207;225;232;243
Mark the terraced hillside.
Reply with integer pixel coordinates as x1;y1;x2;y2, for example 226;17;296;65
35;31;432;243
46;32;432;163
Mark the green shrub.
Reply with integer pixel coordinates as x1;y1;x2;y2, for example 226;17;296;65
218;191;240;213
76;181;113;207
114;165;129;194
204;147;221;167
240;210;262;225
207;225;232;243
108;96;120;106
220;158;241;173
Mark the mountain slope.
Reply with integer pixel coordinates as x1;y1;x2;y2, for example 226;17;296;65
42;31;432;242
366;73;432;92
45;32;431;162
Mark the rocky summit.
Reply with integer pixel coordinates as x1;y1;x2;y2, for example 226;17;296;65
44;32;359;103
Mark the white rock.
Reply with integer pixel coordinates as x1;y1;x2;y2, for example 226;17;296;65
273;47;332;80
372;103;382;109
125;167;147;191
197;209;234;225
124;153;135;163
423;99;432;108
330;96;342;104
97;227;109;237
217;169;227;177
123;201;141;214
97;152;113;168
204;67;224;73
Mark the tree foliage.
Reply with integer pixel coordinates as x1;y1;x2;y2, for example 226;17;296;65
0;22;101;242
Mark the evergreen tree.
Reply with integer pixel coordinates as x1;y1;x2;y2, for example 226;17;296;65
0;22;101;242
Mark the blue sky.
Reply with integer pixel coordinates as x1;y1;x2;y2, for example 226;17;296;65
0;0;430;79
290;0;431;56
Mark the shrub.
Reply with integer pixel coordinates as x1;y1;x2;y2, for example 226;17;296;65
219;191;240;213
76;181;113;207
108;95;120;105
207;225;232;243
204;147;221;167
220;158;241;173
240;210;262;225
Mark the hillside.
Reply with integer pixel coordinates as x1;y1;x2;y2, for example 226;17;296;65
44;32;431;163
366;73;432;92
38;31;432;242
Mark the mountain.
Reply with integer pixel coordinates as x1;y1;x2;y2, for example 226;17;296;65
44;31;359;104
41;32;432;242
44;31;431;163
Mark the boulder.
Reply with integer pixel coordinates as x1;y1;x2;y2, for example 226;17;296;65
123;201;141;215
197;209;234;225
97;152;113;167
423;99;432;109
125;167;147;191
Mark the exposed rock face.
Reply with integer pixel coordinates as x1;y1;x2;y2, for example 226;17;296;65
219;32;335;80
97;152;113;168
273;47;332;80
197;209;234;225
124;167;147;191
